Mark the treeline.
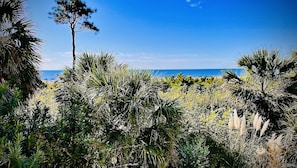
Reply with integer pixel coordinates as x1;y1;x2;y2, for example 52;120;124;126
163;74;215;86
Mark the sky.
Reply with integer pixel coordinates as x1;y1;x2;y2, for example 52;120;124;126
25;0;297;70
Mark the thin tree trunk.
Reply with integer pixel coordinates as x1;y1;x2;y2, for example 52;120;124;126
261;79;265;96
71;26;76;71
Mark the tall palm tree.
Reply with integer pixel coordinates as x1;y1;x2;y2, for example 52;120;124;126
224;49;297;130
0;0;42;99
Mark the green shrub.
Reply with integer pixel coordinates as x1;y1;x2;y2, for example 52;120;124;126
205;136;244;168
39;52;183;167
177;134;210;168
0;80;22;116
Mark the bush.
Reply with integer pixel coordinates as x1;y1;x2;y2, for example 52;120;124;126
40;52;183;167
177;134;209;168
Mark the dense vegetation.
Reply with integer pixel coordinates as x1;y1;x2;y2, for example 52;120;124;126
1;0;297;167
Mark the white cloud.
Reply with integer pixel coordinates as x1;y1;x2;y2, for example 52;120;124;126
185;0;202;8
190;3;198;7
40;52;73;70
56;51;73;57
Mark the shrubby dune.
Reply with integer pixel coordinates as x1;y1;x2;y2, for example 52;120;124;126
1;0;296;167
1;50;296;167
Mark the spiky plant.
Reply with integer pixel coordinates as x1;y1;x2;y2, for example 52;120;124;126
54;52;182;167
280;105;297;167
223;49;297;130
0;0;42;99
285;50;297;96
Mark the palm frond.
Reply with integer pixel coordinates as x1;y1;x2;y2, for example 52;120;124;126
223;70;242;84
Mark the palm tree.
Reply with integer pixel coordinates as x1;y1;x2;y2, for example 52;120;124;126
224;49;297;130
0;0;42;99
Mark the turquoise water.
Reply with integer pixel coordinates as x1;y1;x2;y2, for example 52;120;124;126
40;69;245;81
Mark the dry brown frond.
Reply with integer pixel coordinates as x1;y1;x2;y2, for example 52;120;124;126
275;134;283;147
267;134;284;167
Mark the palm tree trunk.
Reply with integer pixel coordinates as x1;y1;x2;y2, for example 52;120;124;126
71;26;76;71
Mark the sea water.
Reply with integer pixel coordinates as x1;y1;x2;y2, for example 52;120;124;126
40;70;63;81
40;69;245;81
150;69;244;77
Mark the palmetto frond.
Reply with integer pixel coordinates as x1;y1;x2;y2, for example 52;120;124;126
56;53;182;167
237;49;293;78
223;70;242;84
280;51;297;74
0;0;23;23
0;0;42;98
224;49;297;130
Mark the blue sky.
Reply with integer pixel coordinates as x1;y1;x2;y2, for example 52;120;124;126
25;0;297;70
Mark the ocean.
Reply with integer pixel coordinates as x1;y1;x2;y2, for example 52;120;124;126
40;69;245;81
